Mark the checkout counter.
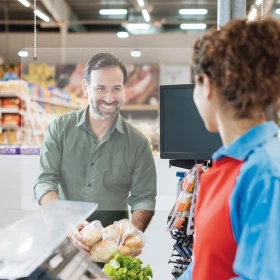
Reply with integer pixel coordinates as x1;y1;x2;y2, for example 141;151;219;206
0;201;109;280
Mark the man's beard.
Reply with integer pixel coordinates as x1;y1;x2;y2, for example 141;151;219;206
90;99;123;120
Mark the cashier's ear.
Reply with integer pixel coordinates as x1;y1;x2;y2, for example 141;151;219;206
82;79;89;98
200;74;214;101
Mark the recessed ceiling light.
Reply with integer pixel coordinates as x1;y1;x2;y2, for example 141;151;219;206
248;8;257;21
34;9;50;22
180;23;207;30
142;9;150;22
137;0;144;7
131;50;141;57
117;31;129;38
18;50;29;58
275;8;280;15
179;9;208;15
17;0;30;7
99;9;128;15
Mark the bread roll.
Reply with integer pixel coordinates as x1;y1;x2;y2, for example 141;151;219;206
81;228;102;247
89;240;117;263
118;245;131;256
123;235;142;251
103;224;120;244
118;219;135;238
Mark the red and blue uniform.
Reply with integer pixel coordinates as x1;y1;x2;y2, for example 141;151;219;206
179;121;280;280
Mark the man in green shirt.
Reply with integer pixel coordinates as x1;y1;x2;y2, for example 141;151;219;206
34;53;157;253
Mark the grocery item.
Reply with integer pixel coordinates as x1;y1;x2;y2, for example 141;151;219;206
7;130;18;144
2;98;21;108
0;132;6;144
89;240;118;263
82;229;102;247
102;224;121;244
167;165;206;232
81;219;145;263
123;235;142;251
2;114;21;125
80;220;103;247
103;253;153;280
117;219;135;239
117;246;131;256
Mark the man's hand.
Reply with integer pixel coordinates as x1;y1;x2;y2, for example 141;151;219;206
69;220;91;254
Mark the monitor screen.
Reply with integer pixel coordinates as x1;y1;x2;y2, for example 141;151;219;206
160;84;223;160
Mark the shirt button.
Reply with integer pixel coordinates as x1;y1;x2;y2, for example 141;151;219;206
91;162;95;166
88;183;92;187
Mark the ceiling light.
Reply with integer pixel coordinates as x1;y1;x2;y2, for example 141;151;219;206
179;9;208;15
99;9;128;15
117;31;129;38
256;0;263;5
248;8;257;21
131;50;141;58
137;0;144;7
17;0;30;7
275;9;280;14
142;9;150;22
180;23;207;30
126;23;150;31
18;50;29;57
34;9;50;22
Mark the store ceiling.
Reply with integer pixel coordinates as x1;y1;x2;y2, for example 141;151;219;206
0;0;278;33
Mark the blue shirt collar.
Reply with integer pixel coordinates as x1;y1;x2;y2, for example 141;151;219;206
213;121;279;161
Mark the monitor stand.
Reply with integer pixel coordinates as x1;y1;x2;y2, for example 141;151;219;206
169;159;211;170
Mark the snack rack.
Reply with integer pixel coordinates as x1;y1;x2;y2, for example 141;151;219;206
167;160;209;279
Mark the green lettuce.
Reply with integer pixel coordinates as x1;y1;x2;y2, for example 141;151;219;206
103;253;153;280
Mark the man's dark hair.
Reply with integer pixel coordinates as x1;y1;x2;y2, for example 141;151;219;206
84;53;127;85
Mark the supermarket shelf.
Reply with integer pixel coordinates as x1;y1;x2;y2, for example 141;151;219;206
0;124;19;130
0;92;84;110
30;96;84;110
121;105;158;111
0;92;18;98
0;108;22;114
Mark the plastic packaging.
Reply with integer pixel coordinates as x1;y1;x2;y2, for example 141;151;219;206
166;164;206;232
115;219;145;255
80;220;103;247
84;219;145;263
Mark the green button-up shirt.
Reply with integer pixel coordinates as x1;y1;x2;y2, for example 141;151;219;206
34;107;157;227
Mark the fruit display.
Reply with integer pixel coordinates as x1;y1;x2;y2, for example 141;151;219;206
23;63;55;88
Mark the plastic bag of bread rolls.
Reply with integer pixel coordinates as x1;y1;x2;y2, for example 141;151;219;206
113;219;145;256
80;220;103;247
85;219;145;262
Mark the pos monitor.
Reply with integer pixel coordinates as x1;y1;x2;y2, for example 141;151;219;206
160;84;223;161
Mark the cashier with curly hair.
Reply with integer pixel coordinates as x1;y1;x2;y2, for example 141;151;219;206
179;18;280;280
